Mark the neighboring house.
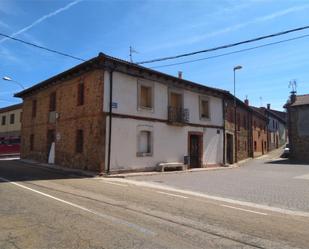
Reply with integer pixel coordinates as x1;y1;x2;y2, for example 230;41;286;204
15;53;228;173
250;106;268;157
285;93;309;162
0;103;22;138
224;97;252;164
0;103;22;155
259;104;287;151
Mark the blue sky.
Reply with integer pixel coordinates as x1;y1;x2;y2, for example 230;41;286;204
0;0;309;110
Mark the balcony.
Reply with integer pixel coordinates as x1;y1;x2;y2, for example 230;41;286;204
168;106;189;125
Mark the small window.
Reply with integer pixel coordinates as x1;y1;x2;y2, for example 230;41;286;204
20;112;23;122
10;114;15;124
77;83;84;106
49;92;56;112
1;116;6;126
76;129;84;153
200;98;210;119
140;85;153;109
30;134;34;151
32;100;37;118
137;130;152;156
254;141;257;151
170;92;182;108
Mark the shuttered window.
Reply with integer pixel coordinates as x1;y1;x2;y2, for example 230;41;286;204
200;99;209;119
76;129;84;153
137;130;152;156
140;85;152;109
77;83;84;106
49;92;56;112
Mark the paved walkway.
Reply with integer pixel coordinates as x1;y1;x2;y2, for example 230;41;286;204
131;150;309;212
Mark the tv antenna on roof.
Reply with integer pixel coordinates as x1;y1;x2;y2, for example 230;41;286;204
129;46;138;63
289;79;297;94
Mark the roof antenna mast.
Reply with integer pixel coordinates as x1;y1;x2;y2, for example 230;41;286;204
129;46;138;63
289;79;297;95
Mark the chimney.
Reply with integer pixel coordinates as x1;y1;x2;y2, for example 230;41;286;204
267;104;270;110
178;71;182;79
244;98;249;106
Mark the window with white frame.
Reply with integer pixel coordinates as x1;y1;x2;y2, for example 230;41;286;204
200;97;210;119
137;130;152;156
138;81;153;110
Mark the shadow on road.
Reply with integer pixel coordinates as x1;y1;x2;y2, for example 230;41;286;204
0;159;95;183
265;158;309;166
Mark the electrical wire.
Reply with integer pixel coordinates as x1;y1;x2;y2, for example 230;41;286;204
151;33;309;69
136;25;309;65
0;32;86;62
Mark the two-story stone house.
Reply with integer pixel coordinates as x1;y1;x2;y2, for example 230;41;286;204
250;106;268;157
0;103;22;140
285;93;309;162
259;104;287;151
224;97;252;164
15;53;228;173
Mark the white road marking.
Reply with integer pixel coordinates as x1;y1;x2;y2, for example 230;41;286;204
294;174;309;180
105;178;309;218
156;191;188;199
0;177;155;236
104;181;128;187
220;204;268;216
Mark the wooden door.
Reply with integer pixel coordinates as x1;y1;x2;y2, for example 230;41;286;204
189;133;202;168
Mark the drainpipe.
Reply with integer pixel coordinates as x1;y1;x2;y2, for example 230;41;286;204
106;69;114;174
222;98;226;165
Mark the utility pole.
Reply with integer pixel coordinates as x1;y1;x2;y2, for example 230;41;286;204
233;65;242;164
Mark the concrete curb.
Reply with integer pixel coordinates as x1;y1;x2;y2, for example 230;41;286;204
105;164;241;178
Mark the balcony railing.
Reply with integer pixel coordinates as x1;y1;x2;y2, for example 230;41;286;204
168;106;189;125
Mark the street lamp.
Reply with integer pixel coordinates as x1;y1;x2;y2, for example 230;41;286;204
2;76;25;89
233;65;242;163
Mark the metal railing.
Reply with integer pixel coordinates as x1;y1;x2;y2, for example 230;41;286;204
168;106;189;124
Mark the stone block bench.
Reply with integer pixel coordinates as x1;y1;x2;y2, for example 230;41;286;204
157;162;187;172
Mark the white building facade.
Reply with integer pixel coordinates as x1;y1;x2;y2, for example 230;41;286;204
103;67;226;172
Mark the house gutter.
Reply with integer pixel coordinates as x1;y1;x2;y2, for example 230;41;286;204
106;69;114;174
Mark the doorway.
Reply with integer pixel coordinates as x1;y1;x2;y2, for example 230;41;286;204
226;133;234;164
188;132;203;168
47;129;55;163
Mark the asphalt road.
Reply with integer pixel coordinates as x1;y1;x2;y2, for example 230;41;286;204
132;151;309;212
1;159;309;249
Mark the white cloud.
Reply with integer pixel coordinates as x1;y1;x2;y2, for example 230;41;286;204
148;3;309;52
0;0;83;44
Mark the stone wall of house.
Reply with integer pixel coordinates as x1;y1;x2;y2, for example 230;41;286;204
252;114;268;157
225;100;251;162
289;106;309;162
20;69;105;172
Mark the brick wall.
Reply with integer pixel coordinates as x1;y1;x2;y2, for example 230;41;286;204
252;115;267;157
20;69;105;172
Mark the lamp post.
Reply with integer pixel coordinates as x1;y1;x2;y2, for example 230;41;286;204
233;65;242;163
2;76;25;89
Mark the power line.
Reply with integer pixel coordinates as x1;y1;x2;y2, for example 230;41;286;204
136;25;309;65
0;32;86;62
151;33;309;69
